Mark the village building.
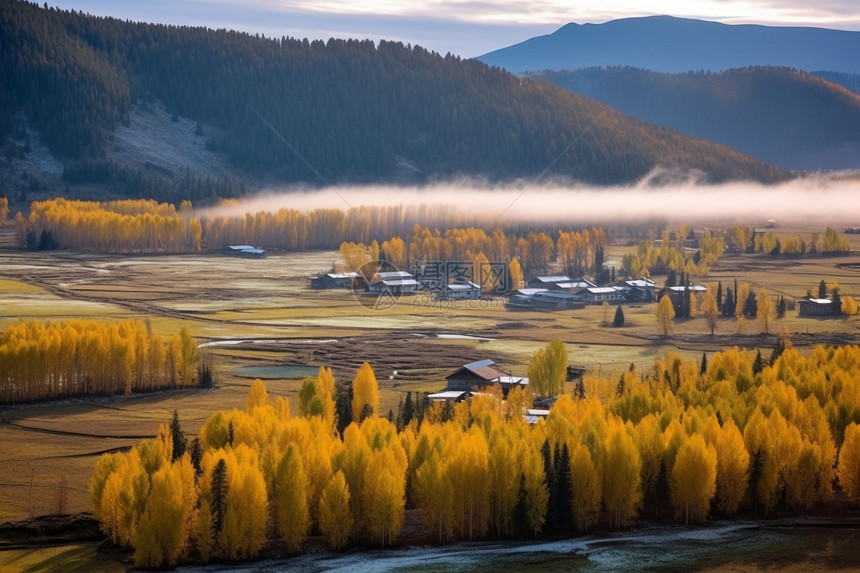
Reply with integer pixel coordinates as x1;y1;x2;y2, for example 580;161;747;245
527;275;572;288
223;245;266;258
506;289;585;310
311;271;360;289
367;271;420;295
583;286;626;304
444;359;528;395
798;298;839;317
438;279;481;300
624;278;656;301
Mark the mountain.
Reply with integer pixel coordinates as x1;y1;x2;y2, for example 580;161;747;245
0;2;787;210
479;16;860;75
528;66;860;170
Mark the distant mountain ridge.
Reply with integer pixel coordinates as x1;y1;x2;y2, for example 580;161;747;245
479;16;860;74
528;66;860;170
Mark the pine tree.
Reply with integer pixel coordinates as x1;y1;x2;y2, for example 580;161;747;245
613;305;625;327
170;410;187;462
210;459;228;534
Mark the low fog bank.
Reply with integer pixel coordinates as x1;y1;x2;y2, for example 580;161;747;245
202;170;860;226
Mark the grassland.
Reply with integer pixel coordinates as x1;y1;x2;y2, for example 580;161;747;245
0;226;858;533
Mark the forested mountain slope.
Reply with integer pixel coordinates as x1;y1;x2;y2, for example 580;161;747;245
0;1;786;207
529;66;860;170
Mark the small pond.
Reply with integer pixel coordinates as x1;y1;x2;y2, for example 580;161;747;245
234;365;320;379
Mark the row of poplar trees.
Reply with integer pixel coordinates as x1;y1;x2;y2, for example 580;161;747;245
0;319;198;403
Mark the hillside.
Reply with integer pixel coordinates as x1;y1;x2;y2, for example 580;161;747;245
479;16;860;75
528;67;860;170
0;1;787;210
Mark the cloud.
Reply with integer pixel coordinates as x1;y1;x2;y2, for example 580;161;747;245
201;170;860;227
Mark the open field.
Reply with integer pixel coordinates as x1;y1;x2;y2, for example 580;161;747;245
0;229;858;531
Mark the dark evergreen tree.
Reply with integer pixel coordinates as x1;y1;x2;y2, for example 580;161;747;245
716;281;723;312
616;373;626;397
744;289;757;317
777;295;786;318
819;280;828;300
613;305;625;327
833;287;842;311
514;473;530;539
752;350;764;375
335;382;353;436
541;440;558;534
700;353;708;375
189;437;203;475
402;391;415;427
227;420;234;447
724;287;735;318
210;459;229;533
170;410;187;462
666;269;677;288
574;377;586;400
555;444;573;532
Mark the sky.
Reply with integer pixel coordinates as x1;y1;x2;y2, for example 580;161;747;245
49;0;860;58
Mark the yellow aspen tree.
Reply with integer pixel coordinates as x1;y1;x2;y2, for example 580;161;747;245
414;448;455;542
473;251;495;291
508;257;523;291
487;427;518;537
451;428;491;540
364;448;406;547
656;294;675;336
134;464;187;569
602;423;642;529
736;282;749;319
700;284;719;335
274;444;310;553
757;288;776;334
190;217;202;251
246;379;268;413
670;434;717;524
334;424;371;535
0;196;8;225
569;443;601;532
352;362;379;423
527;339;567;399
217;449;268;561
838;423;860;504
714;419;749;515
319;471;354;550
515;441;548;537
688;291;698;318
842;296;859;316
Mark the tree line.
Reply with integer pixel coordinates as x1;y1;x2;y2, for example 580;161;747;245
92;342;860;567
0;319;200;403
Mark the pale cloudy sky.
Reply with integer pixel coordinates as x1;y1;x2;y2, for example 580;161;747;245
50;0;860;57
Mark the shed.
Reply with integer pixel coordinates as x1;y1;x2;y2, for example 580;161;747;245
798;298;839;317
311;272;360;289
440;280;481;300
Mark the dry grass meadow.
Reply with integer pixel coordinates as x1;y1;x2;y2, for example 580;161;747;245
0;225;858;529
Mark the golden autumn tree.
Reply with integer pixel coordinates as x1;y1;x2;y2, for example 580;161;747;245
757;288;776;334
274;444;310;553
527;339;568;398
508;257;524;291
839;423;860;504
670;435;717;524
569;443;602;531
656;294;675;336
714;419;749;515
319;471;354;550
134;462;190;569
602;423;642;529
352;362;379;423
843;296;859;316
700;284;719;335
